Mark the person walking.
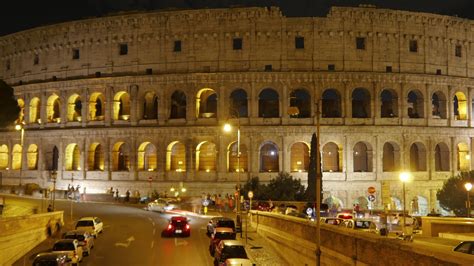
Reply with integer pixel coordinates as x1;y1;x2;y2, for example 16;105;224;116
114;189;119;201
125;190;131;202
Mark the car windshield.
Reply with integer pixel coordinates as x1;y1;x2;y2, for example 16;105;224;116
223;246;248;259
65;234;85;241
218;221;235;228
354;221;372;229
53;242;75;251
215;232;236;240
76;220;93;227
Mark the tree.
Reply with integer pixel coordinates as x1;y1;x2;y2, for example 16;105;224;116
0;80;20;128
305;133;317;202
241;176;267;200
437;171;473;216
265;172;306;201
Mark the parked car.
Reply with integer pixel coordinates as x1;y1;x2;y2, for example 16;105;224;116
453;241;474;255
207;217;236;235
147;198;176;212
224;258;255;266
320;217;344;226
63;230;95;256
162;216;190;237
251;201;271;211
214;240;250;266
337;212;354;220
75;217;103;238
51;239;83;265
340;219;378;234
388;213;414;226
209;227;236;256
32;252;72;266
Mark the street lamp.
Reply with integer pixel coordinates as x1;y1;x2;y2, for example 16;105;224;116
15;123;25;186
399;172;411;235
465;182;472;218
51;170;57;211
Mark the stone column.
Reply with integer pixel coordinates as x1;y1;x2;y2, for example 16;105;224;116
82;89;88;127
185;139;195;181
105;86;112;126
130;85;138;126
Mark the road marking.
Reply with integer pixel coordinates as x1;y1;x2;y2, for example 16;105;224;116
174;238;188;246
114;236;135;248
153;228;156;235
150;240;154;249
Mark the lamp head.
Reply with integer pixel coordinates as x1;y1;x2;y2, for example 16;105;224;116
223;123;232;132
465;182;473;192
15;124;22;131
399;172;410;182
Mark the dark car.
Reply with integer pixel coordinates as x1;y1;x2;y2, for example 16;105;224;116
453;241;474;255
207;217;236;235
209;227;236;256
162;216;190;237
32;252;72;266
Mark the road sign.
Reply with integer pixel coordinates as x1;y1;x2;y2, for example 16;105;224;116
368;194;376;202
306;207;313;216
368;186;376;194
248;191;254;199
202;199;209;207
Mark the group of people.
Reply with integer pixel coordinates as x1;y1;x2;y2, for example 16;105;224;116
108;187;132;202
202;193;237;212
66;184;82;201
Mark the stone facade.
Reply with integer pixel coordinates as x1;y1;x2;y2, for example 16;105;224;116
1;6;474;213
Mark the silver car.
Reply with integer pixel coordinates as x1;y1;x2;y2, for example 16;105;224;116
63;230;95;256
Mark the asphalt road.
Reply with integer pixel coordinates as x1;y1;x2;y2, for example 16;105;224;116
14;199;215;266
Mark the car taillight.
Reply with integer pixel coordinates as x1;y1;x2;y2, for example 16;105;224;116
167;224;173;230
186;224;190;230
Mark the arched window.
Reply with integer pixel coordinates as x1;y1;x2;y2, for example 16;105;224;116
89;92;105;121
431;91;447;119
47;94;61;123
230;89;248;118
380;89;398;117
382;142;400;172
17;99;25;124
260;142;279;172
65;144;80;171
322;89;342;118
196;141;216;171
323;142;341;172
67;94;82;122
453;92;468;120
290;142;309;172
29;97;41;123
352;88;371;118
434;143;450;171
227;142;248;172
196;89;217;118
410;142;427;171
407;90;424;118
289;89;311;118
0;145;9;169
27;144;38;170
12;144;22;170
113;92;130;120
457;142;469;171
170;91;187;119
113;142;130;171
258;89;279;118
137;142;157;171
88;143;104;171
143;92;158;119
353;142;372;172
166;141;186;172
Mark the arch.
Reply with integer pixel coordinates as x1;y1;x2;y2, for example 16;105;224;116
88;143;104;171
0;145;8;169
166;141;186;172
410;142;427;171
259;142;279;172
113;142;130;171
431;91;447;119
227;141;248;172
352;88;371;118
196;88;217;118
382;142;400;172
65;143;80;171
412;195;428;216
457;142;470;171
390;197;402;211
435;143;450;171
89;92;105;121
290;142;309;172
113;91;130;120
289;89;311;118
12;144;22;170
143;92;158;119
353;142;372;172
453;92;468;120
29;97;41;123
67;94;82;122
47;94;61;123
17;99;25;123
229;89;248;118
258;88;279;118
380;89;398;117
407;90;424;118
170;90;187;119
323;142;342;172
27;144;38;170
322;89;342;118
137;142;157;171
196;141;216;171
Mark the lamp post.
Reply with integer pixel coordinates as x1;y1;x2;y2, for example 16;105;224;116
399;172;410;235
51;170;57;211
465;182;472;218
15;123;25;186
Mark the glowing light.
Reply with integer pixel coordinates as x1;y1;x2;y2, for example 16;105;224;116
399;172;410;183
178;161;183;165
181;187;186;193
296;161;302;165
466;154;470;160
270;151;275;156
170;187;175;192
15;124;22;130
298;170;302;173
206;169;210;172
223;123;232;132
37;119;42;124
148;168;154;171
465;182;473;192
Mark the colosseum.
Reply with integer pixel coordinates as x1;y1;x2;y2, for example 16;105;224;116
0;5;472;214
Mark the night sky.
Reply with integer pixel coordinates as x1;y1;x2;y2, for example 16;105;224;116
1;0;474;36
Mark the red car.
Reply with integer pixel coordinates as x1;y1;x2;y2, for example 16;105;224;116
209;227;236;256
162;216;190;237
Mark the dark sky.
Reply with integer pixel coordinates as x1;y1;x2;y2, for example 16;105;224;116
1;0;474;36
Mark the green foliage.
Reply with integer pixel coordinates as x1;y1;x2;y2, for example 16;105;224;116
241;172;305;201
0;80;20;128
437;171;473;216
305;133;317;202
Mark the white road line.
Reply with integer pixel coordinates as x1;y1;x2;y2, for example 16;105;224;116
150;240;154;249
153;228;156;235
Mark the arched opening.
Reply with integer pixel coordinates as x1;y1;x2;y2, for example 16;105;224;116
89;92;105;121
17;99;25;124
29;97;41;123
434;143;450;171
47;94;61;123
51;146;59;171
407;90;424;118
390;197;402;211
431;91;447;119
410;142;427;171
411;195;428;216
323;142;342;172
67;94;82;122
453;92;467;120
65;144;80;171
229;89;248;118
88;143;104;171
170;91;187;119
27;144;38;170
260;142;279;172
196;141;216;171
457;142;470;171
137;142;157;171
289;89;311;118
227;141;248;172
12;144;22;170
290;142;309;172
322;89;342;118
353;142;372;172
113;142;130;171
166;141;186;172
382;142;400;172
352;88;371;118
143;92;158;119
113;92;130;120
258;88;279;118
0;145;9;169
380;89;398;117
196;88;217;118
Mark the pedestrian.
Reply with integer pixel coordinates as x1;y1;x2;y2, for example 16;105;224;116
114;189;119;201
47;204;53;212
125;190;130;202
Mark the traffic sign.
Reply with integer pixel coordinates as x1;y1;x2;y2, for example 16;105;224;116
368;186;376;194
368;194;376;202
202;199;210;207
248;191;254;199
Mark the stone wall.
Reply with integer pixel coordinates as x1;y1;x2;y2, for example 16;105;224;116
422;216;474;237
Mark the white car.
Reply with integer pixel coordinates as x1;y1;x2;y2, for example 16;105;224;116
147;199;175;212
75;217;103;238
340;219;378;234
52;239;83;265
